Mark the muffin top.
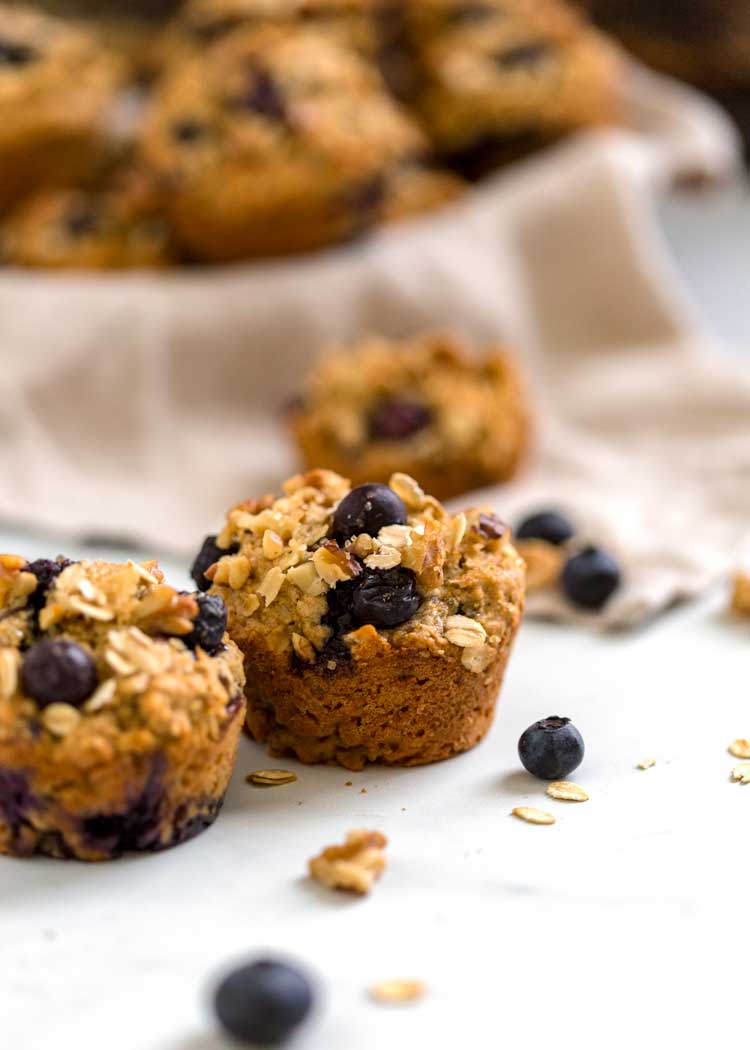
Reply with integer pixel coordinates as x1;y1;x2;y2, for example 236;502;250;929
179;0;380;43
0;4;122;149
1;169;172;269
290;332;527;467
0;556;244;758
197;469;525;675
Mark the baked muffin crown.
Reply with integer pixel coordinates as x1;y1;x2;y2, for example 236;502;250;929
201;468;524;676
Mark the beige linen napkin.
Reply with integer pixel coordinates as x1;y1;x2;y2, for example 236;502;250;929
0;66;746;627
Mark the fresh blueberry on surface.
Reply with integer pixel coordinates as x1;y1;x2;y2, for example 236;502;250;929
351;567;420;629
561;546;621;611
332;483;408;543
368;398;433;441
214;958;314;1046
518;716;584;781
25;558;74;611
516;510;574;546
21;639;98;708
190;535;237;592
183;593;227;655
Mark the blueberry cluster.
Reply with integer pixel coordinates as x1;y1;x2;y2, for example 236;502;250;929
516;509;622;611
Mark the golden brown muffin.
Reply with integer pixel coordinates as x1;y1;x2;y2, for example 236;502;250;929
1;169;173;269
403;0;621;165
0;4;123;213
380;162;466;224
139;25;425;260
192;469;525;770
0;555;245;861
287;332;530;502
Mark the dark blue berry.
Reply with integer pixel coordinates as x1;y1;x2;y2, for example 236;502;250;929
190;535;237;592
172;118;208;143
495;42;550;70
21;640;97;709
518;716;584;780
183;593;227;655
351;567;420;629
233;69;287;122
25;558;74;612
64;202;99;238
561;547;621;611
332;483;408;543
0;39;37;66
369;399;433;441
516;511;574;546
214;959;313;1046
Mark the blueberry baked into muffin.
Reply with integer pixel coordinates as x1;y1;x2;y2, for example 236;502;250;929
1;168;172;269
139;25;425;260
0;556;245;860
288;332;529;502
0;4;123;213
192;469;525;770
402;0;621;171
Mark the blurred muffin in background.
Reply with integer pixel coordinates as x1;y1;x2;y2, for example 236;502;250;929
1;167;174;269
139;26;427;261
380;162;466;224
0;3;123;212
288;332;530;501
402;0;622;174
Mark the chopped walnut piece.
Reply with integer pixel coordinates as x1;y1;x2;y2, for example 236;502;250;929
731;764;750;785
313;541;362;587
516;539;563;593
0;555;36;613
134;586;198;636
308;829;388;895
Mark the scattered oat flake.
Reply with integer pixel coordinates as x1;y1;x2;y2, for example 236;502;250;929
731;764;750;785
369;979;426;1005
547;781;589;802
637;758;656;770
729;739;750;759
246;769;298;787
512;806;555;825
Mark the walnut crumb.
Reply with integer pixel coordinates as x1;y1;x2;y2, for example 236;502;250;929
308;829;387;895
731;764;750;785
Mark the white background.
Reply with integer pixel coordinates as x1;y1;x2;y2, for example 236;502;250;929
2;185;750;1049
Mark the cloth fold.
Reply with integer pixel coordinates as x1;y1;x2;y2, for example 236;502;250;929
0;65;746;627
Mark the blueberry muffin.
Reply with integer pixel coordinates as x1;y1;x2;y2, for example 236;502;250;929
139;26;425;260
0;4;123;213
287;332;530;503
403;0;621;168
381;162;466;224
582;1;750;91
192;469;525;770
1;169;173;269
0;555;245;860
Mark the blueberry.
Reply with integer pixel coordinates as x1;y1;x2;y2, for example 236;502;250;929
561;547;621;611
190;535;237;593
171;118;208;143
0;40;37;66
25;558;74;612
233;69;287;122
64;202;99;239
516;511;574;547
21;640;97;709
495;42;551;70
351;567;420;629
369;399;433;441
518;716;584;780
332;484;408;543
214;958;313;1046
183;593;227;655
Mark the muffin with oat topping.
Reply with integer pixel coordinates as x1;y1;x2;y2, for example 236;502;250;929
194;469;525;769
288;332;530;503
0;555;245;861
0;4;123;213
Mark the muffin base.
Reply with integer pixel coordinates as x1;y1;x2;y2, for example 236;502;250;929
241;628;520;771
0;697;245;862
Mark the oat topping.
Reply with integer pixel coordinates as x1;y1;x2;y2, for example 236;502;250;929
637;757;656;770
729;739;750;760
207;469;524;673
511;806;556;825
546;781;589;802
730;764;750;785
308;828;388;894
246;769;298;786
369;979;426;1004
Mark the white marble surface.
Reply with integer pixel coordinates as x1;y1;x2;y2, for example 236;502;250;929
3;186;750;1050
